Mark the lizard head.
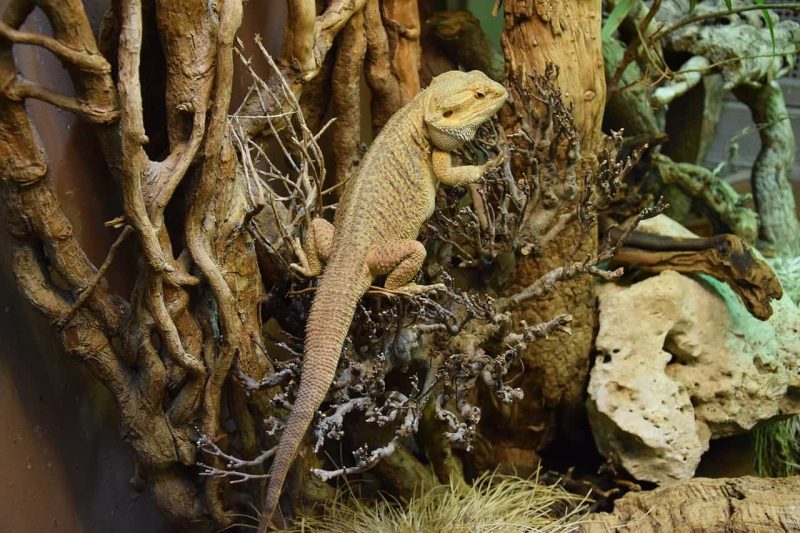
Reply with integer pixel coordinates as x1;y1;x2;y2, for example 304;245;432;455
424;70;507;151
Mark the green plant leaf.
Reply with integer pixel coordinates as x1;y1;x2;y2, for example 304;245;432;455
602;0;638;41
724;0;733;11
689;0;697;12
753;0;777;54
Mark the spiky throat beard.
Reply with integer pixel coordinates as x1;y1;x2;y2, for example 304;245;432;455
427;122;478;151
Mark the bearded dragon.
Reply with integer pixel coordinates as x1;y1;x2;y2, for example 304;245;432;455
259;70;507;529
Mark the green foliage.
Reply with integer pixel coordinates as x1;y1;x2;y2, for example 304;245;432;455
754;416;800;477
602;0;638;41
753;0;777;52
288;473;591;533
754;256;800;478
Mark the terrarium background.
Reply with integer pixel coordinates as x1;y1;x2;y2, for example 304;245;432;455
0;1;797;531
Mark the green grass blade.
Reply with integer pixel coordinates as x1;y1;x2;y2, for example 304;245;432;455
602;0;638;41
753;0;777;54
724;0;733;11
689;0;697;12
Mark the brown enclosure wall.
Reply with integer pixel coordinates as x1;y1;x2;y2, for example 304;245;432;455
0;236;172;532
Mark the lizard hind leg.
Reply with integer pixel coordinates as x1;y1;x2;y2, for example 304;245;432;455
291;217;334;277
367;240;445;295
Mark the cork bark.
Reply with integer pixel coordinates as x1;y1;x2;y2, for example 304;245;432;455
582;476;800;532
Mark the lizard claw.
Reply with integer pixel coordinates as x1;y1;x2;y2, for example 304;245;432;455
392;282;447;296
289;262;313;277
482;150;507;173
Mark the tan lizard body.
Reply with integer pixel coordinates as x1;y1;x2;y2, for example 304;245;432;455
259;70;507;530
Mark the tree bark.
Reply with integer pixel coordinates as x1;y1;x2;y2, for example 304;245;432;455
477;0;606;466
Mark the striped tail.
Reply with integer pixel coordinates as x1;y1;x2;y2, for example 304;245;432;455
258;264;366;531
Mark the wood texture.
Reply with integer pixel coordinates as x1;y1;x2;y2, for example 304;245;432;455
582;476;800;533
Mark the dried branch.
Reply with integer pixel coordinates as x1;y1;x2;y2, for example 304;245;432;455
118;0;180;279
0;19;110;72
6;77;119;122
197;434;275;483
55;226;133;329
312;440;399;481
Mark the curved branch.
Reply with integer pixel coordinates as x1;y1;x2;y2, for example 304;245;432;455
652;3;800;42
363;0;403;133
185;0;243;437
118;0;181;279
7;77;119;122
0;19;110;72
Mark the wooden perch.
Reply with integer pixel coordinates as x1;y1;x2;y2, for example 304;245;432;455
610;229;783;320
581;476;800;532
363;0;403;132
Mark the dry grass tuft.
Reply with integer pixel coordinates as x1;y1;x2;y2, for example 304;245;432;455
289;472;590;533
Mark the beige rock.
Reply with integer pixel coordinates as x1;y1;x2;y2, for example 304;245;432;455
588;266;800;484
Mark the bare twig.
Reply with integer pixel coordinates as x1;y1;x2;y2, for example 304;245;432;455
55;226;134;329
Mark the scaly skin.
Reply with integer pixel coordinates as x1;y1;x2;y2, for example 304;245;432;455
258;70;507;530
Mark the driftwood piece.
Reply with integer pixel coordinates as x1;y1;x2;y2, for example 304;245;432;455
610;230;783;320
602;33;693;221
653;154;758;243
478;0;606;471
581;476;800;533
654;0;800;255
733;80;800;256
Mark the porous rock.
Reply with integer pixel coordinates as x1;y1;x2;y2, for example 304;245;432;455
587;220;800;484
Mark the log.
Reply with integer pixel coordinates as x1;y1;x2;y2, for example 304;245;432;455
581;476;800;533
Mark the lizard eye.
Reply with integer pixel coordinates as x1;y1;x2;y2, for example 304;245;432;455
443;110;454;118
474;90;485;99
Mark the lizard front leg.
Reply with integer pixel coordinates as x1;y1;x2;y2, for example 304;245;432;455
432;149;505;187
291;217;334;277
367;240;445;295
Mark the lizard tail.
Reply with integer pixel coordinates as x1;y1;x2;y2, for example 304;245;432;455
258;267;366;531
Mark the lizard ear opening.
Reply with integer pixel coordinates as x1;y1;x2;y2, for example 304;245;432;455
443;110;454;118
